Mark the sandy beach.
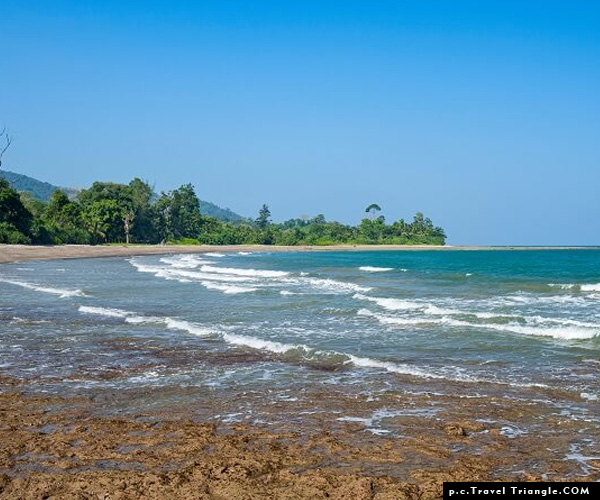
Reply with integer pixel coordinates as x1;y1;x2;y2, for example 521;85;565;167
1;243;597;264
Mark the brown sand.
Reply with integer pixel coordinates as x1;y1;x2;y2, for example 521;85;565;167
1;244;598;264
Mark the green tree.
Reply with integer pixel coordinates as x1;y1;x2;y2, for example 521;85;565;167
255;204;271;229
83;200;123;243
0;178;32;243
152;184;202;242
128;178;154;243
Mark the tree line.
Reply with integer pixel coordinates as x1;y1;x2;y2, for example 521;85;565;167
0;177;446;245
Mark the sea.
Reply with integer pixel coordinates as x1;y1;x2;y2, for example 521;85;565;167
1;249;600;476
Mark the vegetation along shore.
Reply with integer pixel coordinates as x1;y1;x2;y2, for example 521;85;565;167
0;175;445;246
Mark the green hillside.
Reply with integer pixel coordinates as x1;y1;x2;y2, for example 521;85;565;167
0;170;247;222
0;170;79;201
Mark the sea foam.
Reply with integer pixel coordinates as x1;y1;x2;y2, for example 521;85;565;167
359;266;393;272
78;306;214;337
200;265;289;278
201;281;258;294
0;278;86;298
359;308;599;340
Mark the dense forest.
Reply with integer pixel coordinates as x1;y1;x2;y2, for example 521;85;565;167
0;177;446;246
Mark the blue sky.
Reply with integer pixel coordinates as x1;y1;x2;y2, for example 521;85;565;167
1;1;599;245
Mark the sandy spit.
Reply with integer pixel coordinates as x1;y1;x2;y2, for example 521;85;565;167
1;244;597;264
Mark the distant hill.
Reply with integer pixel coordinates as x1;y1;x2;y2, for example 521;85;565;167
0;170;80;201
0;170;248;223
198;200;247;222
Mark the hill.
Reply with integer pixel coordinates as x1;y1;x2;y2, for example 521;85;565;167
0;170;80;201
0;170;247;222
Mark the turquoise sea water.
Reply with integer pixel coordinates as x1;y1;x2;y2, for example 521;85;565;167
1;249;600;472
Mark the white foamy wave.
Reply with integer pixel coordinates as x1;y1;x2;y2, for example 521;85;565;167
357;309;437;326
581;284;600;292
201;281;258;294
164;318;214;337
238;251;252;255
79;305;215;337
360;308;599;340
204;252;226;257
359;266;393;272
200;265;289;278
353;293;421;310
221;328;546;387
347;354;449;380
79;306;133;318
222;333;308;354
220;332;460;381
477;322;599;340
129;260;253;283
548;283;577;290
170;269;252;283
302;277;372;294
0;278;86;298
580;393;598;401
160;255;213;268
124;315;162;324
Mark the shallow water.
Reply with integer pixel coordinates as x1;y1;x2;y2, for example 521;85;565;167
1;249;600;475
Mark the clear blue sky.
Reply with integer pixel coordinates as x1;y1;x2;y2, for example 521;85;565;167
1;1;598;245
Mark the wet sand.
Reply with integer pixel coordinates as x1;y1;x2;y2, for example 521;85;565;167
1;244;597;264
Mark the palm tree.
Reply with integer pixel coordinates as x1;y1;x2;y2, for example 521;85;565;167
365;203;381;220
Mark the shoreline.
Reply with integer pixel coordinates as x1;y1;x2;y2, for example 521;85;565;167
1;243;598;264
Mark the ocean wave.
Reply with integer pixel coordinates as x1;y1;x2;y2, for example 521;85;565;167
220;331;476;382
222;332;310;354
78;306;214;337
301;277;372;294
353;293;421;310
548;283;600;293
548;283;577;290
77;304;551;387
581;284;600;292
357;308;435;326
359;308;599;340
0;278;86;298
204;252;226;257
346;354;458;380
164;318;215;336
79;306;133;318
200;265;289;278
129;260;253;283
201;281;258;294
358;266;393;272
160;255;214;268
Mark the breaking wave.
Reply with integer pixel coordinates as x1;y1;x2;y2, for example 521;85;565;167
200;282;258;294
78;306;214;337
358;308;599;340
200;265;289;278
0;278;86;298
